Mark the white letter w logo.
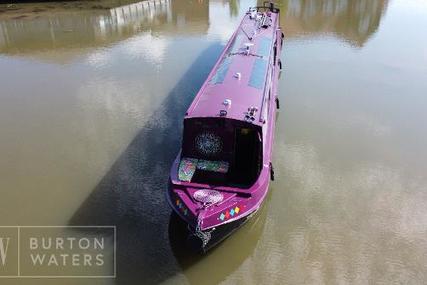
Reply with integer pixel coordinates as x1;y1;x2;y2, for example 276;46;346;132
0;238;10;266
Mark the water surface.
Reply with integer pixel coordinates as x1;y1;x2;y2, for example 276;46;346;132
1;0;427;284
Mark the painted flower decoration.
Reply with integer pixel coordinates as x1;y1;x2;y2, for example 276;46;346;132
195;132;222;156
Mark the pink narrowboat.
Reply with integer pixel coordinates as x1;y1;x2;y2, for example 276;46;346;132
167;2;284;252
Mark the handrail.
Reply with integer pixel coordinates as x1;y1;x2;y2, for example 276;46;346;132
258;15;278;123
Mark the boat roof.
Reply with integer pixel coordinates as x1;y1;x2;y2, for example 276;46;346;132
185;10;279;127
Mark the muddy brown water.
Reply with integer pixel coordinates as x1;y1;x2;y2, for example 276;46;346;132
0;0;427;284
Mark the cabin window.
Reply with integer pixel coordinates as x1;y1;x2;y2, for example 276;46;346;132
179;118;262;188
273;45;277;62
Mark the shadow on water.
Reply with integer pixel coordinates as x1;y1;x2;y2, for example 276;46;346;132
68;43;224;284
69;41;269;284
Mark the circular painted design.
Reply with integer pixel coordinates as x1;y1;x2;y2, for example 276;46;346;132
193;189;224;204
194;132;222;156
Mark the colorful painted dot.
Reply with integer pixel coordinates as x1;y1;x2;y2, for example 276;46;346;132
219;213;225;221
183;209;188;216
176;199;180;206
225;211;230;219
235;206;240;214
230;209;235;216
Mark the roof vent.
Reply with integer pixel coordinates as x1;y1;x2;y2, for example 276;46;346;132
223;99;232;107
219;110;228;117
244;43;253;55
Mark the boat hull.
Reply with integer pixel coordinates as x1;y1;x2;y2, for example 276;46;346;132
169;207;257;253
